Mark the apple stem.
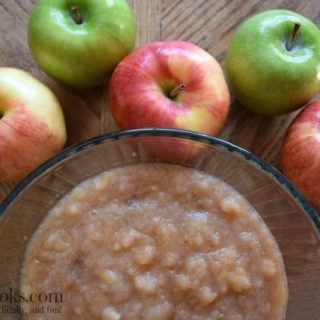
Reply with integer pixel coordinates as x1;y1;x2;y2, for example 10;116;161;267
70;5;83;24
169;83;186;99
286;22;301;51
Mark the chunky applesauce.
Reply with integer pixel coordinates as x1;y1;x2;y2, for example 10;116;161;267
22;163;288;320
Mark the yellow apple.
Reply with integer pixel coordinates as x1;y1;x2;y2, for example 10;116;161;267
0;68;67;182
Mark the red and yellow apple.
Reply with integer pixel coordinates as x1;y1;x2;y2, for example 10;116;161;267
0;68;67;182
280;100;320;209
108;41;230;135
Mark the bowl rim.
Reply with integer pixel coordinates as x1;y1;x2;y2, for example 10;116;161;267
0;128;319;233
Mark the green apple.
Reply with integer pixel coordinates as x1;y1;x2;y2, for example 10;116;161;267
28;0;136;88
225;9;320;116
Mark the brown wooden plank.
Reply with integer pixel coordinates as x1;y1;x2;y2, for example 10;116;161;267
0;0;319;207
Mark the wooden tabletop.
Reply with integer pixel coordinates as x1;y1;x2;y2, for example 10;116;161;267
0;0;319;205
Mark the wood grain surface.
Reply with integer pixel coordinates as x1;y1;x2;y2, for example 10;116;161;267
0;0;319;207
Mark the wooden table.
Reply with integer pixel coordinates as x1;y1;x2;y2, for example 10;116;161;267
0;0;319;207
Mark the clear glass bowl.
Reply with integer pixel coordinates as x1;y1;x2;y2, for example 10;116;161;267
0;128;319;320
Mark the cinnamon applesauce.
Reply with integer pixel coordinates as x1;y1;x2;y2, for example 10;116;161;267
22;163;288;320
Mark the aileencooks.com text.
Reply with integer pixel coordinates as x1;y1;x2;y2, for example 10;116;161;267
0;288;63;304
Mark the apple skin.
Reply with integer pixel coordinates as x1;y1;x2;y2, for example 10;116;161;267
225;9;320;116
28;0;136;88
108;41;230;136
280;100;320;209
0;68;67;182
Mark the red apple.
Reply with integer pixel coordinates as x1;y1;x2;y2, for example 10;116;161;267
0;68;67;182
280;100;320;209
108;41;230;135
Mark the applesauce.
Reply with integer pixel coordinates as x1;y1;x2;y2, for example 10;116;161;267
21;163;288;319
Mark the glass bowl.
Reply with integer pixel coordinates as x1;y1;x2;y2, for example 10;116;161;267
0;128;319;320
